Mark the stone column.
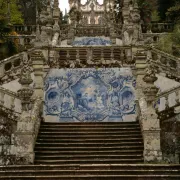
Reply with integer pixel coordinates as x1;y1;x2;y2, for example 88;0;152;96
15;63;34;164
31;51;45;98
135;47;162;162
142;72;162;162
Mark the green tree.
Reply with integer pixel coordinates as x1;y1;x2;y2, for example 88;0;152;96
18;0;49;25
166;1;180;22
157;23;180;57
137;0;158;23
0;17;17;60
0;0;23;24
157;0;175;21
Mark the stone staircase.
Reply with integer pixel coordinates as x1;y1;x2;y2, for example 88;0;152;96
34;122;144;165
0;121;180;179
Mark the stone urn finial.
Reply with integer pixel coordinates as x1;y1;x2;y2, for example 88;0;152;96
18;65;33;111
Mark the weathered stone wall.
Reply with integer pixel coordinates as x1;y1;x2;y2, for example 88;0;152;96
160;114;180;163
0;114;17;165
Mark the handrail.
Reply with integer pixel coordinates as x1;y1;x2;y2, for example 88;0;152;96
151;47;180;62
0;48;35;65
0;86;22;114
146;46;180;82
0;87;20;99
0;48;35;85
157;85;180;98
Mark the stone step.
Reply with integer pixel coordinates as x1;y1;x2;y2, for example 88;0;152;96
0;169;180;176
38;131;141;135
35;150;143;156
41;122;139;126
35;142;143;147
0;175;180;180
36;137;143;143
35;154;143;160
35;145;144;151
0;164;180;171
34;159;144;164
39;127;141;131
37;134;142;139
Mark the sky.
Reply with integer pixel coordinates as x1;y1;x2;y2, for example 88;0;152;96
59;0;104;14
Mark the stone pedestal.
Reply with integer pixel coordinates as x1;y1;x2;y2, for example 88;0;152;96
135;47;162;162
14;113;35;164
31;51;45;98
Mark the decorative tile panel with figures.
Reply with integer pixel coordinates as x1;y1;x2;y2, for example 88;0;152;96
44;68;136;122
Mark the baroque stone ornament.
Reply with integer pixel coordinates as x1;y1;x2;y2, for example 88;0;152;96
18;64;33;112
122;1;142;46
143;60;158;104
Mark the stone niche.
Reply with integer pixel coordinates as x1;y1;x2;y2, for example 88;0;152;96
44;68;136;122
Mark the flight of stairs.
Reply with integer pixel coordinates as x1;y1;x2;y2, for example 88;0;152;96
35;121;144;165
0;121;180;179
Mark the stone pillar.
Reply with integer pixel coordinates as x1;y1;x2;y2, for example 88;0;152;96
15;62;34;164
142;63;162;162
31;51;45;98
135;47;162;162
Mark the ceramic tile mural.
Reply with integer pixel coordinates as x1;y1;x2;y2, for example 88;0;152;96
72;37;112;46
44;68;136;122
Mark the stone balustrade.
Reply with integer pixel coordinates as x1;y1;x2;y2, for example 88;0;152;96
13;25;36;35
142;23;174;33
0;86;21;115
155;85;180;112
147;47;180;82
8;35;36;50
143;33;169;44
47;46;133;68
0;49;34;85
75;26;110;37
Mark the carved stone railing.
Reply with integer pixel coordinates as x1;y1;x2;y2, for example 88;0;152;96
155;85;180;118
75;25;110;37
143;33;169;44
47;46;133;68
147;47;180;82
0;86;21;116
13;25;36;35
0;49;34;85
8;35;36;50
142;23;174;33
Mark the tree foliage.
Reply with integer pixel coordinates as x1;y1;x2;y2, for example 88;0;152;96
18;0;49;25
157;23;180;57
0;18;18;60
0;0;23;24
166;1;180;22
137;0;158;23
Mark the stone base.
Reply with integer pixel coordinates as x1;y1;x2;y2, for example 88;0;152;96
144;149;162;163
163;153;179;164
16;152;35;165
0;156;3;165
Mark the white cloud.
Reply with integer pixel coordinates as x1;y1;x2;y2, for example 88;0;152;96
59;0;104;15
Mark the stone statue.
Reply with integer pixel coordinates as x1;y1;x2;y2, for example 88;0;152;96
122;2;142;46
